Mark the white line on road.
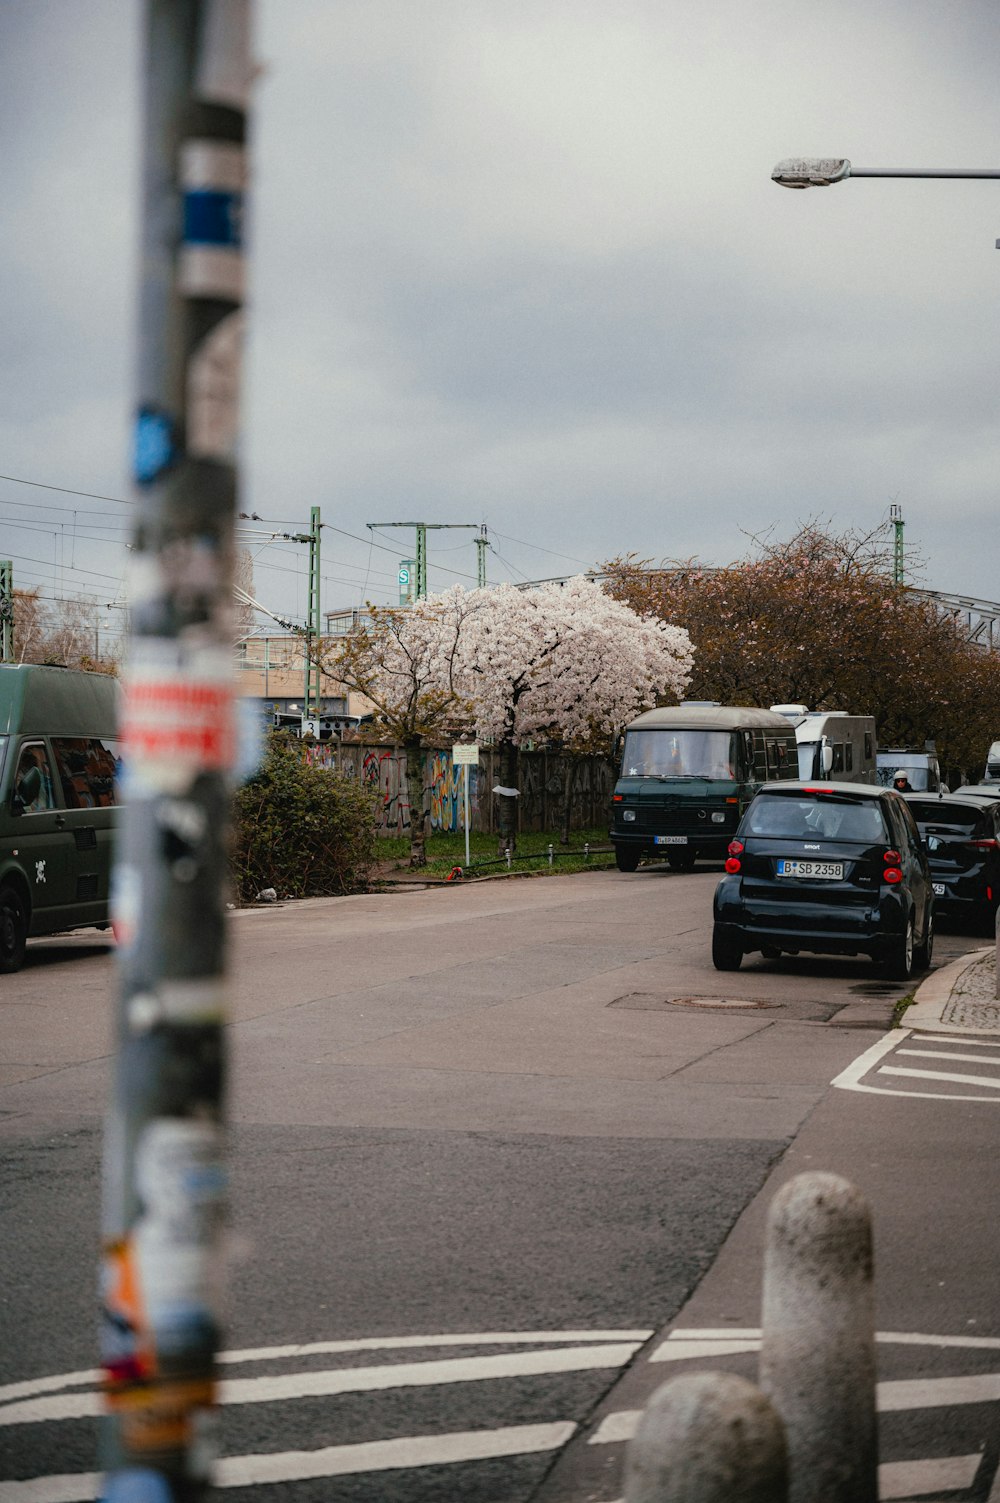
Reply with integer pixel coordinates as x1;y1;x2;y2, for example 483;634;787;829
911;1034;1000;1048
878;1373;1000;1410
0;1329;652;1408
0;1422;579;1503
0;1343;642;1427
879;1065;1000;1090
879;1453;983;1499
832;1028;1000;1099
897;1047;1000;1066
653;1329;1000;1359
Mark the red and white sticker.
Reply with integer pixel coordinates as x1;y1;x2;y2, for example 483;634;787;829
122;645;235;794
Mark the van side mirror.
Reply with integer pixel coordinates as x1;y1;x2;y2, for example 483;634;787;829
13;765;41;812
821;745;834;774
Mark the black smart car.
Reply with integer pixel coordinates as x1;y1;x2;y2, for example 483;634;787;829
903;791;1000;935
712;781;933;979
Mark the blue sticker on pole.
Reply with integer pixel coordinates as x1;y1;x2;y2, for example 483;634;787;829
133;406;176;485
101;1469;174;1503
184;189;243;248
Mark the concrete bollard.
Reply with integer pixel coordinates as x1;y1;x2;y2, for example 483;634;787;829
548;842;554;865
759;1172;877;1503
504;847;512;869
624;1370;787;1503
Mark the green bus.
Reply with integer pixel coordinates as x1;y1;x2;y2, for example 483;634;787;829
0;664;119;971
610;703;798;872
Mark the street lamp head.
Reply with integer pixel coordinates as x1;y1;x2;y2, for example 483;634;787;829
772;157;851;189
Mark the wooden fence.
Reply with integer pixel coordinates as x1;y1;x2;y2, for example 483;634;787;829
302;741;616;836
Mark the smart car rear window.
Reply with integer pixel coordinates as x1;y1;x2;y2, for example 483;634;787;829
746;795;888;842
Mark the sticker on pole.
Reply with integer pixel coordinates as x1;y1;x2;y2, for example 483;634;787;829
122;644;235;795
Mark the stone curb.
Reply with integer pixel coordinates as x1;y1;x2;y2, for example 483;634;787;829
904;945;1000;1035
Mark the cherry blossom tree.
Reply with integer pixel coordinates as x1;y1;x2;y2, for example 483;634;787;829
455;577;693;853
326;588;478;866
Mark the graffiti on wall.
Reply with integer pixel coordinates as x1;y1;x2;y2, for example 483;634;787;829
361;746;410;834
427;750;478;832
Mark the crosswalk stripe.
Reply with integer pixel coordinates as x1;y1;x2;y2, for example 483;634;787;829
0;1343;642;1428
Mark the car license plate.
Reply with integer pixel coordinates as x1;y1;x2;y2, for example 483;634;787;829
932;882;945;896
654;835;687;845
776;859;844;879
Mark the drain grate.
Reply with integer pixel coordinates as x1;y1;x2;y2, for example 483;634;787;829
609;993;780;1013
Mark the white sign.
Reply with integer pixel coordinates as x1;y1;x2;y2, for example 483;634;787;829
453;743;479;765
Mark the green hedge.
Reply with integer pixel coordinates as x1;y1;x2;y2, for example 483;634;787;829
232;732;380;904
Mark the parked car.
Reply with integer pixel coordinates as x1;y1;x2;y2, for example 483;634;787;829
952;784;1000;801
712;781;933;979
903;791;1000;935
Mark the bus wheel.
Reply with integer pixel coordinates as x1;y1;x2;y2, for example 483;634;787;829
615;848;641;873
0;884;28;974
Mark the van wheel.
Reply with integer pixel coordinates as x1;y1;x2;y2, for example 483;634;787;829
884;914;914;982
615;849;641;873
712;925;743;972
0;884;28;974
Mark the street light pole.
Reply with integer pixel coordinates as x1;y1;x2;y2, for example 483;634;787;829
772;157;1000;189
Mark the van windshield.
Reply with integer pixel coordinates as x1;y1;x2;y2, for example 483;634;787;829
621;729;737;780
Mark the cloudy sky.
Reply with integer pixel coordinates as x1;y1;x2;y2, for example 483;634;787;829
3;1;1000;650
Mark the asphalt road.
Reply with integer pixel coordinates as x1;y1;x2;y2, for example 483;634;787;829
0;863;989;1500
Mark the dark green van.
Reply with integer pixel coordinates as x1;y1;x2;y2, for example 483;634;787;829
0;665;119;971
610;703;798;871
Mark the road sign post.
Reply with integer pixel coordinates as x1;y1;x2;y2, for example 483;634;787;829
453;743;478;867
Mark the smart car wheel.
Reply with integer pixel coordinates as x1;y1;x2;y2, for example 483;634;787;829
712;925;743;972
913;908;934;972
0;884;28;974
615;848;641;873
884;914;914;982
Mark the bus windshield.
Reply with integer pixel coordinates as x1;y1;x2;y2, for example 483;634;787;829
621;729;737;780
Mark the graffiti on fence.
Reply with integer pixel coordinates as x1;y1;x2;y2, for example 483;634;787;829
301;742;338;770
361;746;410;834
428;750;478;831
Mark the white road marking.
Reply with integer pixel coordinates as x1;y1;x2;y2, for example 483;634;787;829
0;1329;651;1408
833;1027;1000;1100
911;1034;1000;1047
879;1453;982;1500
0;1343;642;1427
896;1047;1000;1066
0;1423;578;1503
878;1373;1000;1410
879;1065;1000;1090
652;1329;1000;1359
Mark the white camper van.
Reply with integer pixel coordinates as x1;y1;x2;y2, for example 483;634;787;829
770;706;877;785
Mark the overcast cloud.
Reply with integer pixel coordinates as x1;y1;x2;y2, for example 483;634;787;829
2;1;1000;643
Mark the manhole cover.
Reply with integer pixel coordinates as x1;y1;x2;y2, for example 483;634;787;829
609;993;780;1013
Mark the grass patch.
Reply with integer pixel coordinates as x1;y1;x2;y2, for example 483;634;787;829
374;827;615;878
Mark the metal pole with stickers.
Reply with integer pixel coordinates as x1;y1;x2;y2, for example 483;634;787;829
99;3;252;1497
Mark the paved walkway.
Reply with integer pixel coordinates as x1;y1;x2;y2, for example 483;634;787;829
536;943;1000;1502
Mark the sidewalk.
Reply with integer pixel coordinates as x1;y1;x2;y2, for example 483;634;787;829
537;945;1000;1503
